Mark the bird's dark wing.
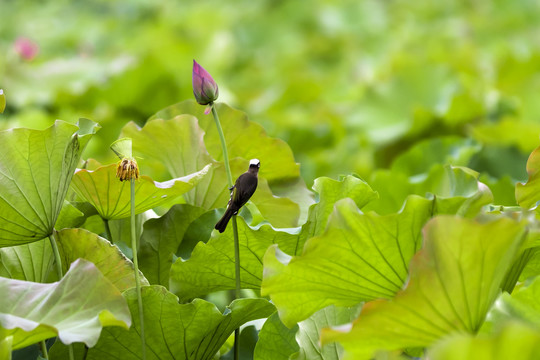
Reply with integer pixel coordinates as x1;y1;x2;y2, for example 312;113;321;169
232;173;258;207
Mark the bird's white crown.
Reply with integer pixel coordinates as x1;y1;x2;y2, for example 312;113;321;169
250;158;260;167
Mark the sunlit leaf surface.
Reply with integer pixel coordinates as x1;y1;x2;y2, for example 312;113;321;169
138;204;206;287
427;322;540;360
55;228;148;291
0;119;99;246
294;305;361;360
71;163;209;220
262;196;432;327
121;106;304;227
365;165;493;216
488;275;540;329
0;228;139;288
301;175;379;242
170;217;299;301
2;2;540;358
0;259;130;350
516;145;540;208
390;136;481;176
54;200;86;231
150;101;300;182
255;305;361;360
0;239;53;282
51;286;275;360
170;175;378;301
321;216;526;359
254;312;299;360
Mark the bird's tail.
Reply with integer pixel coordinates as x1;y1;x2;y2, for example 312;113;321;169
215;207;234;233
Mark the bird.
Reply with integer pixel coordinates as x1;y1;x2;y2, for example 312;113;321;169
215;159;260;233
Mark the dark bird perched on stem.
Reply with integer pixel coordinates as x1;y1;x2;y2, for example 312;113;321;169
215;159;260;233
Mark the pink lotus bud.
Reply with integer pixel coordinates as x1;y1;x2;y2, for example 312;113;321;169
192;60;219;105
14;37;39;61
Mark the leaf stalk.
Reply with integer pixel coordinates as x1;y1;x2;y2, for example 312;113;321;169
103;218;114;244
40;340;49;359
211;103;241;360
49;232;75;360
131;178;146;360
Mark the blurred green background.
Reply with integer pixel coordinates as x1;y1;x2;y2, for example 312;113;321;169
1;0;540;185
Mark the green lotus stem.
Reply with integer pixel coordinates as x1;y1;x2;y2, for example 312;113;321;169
231;215;241;360
211;105;233;186
40;340;49;359
68;345;74;360
501;246;534;294
103;218;114;244
211;104;241;360
131;178;146;360
231;216;241;298
49;233;63;280
49;232;75;360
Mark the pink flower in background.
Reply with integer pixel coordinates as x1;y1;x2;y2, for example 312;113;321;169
192;60;219;106
14;37;39;61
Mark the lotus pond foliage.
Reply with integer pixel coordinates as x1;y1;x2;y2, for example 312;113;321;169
2;0;540;359
0;98;538;359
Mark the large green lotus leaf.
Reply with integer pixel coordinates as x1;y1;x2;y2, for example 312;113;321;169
391;136;481;176
121;115;213;181
0;119;99;246
365;165;492;216
499;228;540;293
249;175;377;269
253;312;299;360
107;211;156;255
470;145;528;181
51;286;275;360
261;196;432;327
251;176;301;227
302;175;379;242
488;275;540;329
176;208;222;260
121;115;301;227
170;217;299;301
0;239;53;282
516;145;540;208
252;174;378;285
321;216;526;359
169;176;377;303
520;247;540;281
427;322;540;360
254;305;362;360
0;258;131;350
70;163;209;220
473;118;540;154
55;228;148;292
270;177;316;225
479;175;517;206
409;165;493;217
190;158;241;210
0;228;149;290
139;204;206;287
500;246;536;293
55;200;86;230
362;170;411;215
293;305;361;360
149;101;300;182
443;91;485;126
